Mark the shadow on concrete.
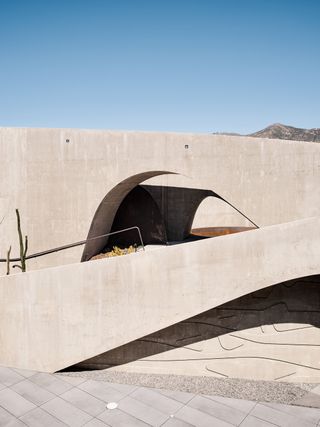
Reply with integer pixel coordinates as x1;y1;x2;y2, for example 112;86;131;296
62;274;320;371
107;185;218;248
82;171;258;261
86;183;241;254
81;171;176;262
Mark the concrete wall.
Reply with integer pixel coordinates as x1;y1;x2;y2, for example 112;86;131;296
0;217;319;374
84;275;320;383
0;127;320;381
1;127;320;273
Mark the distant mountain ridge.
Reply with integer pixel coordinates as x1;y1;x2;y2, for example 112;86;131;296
248;123;320;142
214;123;320;142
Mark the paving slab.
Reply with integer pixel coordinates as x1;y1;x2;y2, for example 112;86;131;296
250;403;315;427
295;393;320;409
98;407;150;426
130;387;184;415
174;405;234;427
188;394;248;425
29;372;74;395
262;401;320;424
12;378;55;405
0;387;36;417
295;387;320;409
0;366;25;387
161;417;194;426
240;415;278;426
60;387;107;416
84;418;110;427
20;407;68;426
0;406;27;426
12;368;37;379
155;388;195;404
78;380;127;403
1;366;320;426
204;394;256;414
41;396;93;426
118;395;169;426
55;375;87;386
103;381;138;395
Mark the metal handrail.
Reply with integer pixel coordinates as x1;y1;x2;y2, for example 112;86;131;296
0;226;145;262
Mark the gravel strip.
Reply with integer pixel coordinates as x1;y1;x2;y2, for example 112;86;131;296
58;370;318;406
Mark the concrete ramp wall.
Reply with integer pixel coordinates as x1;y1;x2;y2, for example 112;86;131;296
0;217;319;373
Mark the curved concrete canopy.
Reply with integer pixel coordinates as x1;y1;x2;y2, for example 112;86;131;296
81;171;176;261
141;185;218;241
82;176;253;259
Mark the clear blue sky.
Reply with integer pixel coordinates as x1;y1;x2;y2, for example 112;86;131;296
0;0;319;134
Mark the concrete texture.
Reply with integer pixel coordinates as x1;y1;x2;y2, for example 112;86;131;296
1;365;320;426
0;216;319;373
0;127;320;383
73;275;320;383
82;171;174;261
0;127;320;272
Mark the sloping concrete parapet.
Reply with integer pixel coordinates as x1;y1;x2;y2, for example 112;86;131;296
0;217;319;373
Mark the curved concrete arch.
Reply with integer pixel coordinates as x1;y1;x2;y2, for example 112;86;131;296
81;171;176;261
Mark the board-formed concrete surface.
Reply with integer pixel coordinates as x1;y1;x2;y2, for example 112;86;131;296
0;217;319;375
75;275;320;383
0;127;320;384
1;127;320;273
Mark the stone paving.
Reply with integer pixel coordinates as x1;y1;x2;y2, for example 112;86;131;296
0;366;320;426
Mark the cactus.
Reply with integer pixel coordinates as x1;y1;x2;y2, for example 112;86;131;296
12;209;28;272
6;246;11;275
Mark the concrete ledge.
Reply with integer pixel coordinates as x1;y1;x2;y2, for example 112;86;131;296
0;217;319;372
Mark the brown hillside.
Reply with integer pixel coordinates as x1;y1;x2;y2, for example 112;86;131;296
248;123;320;142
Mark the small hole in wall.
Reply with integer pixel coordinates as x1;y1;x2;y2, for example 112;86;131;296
185;144;189;149
66;139;70;143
